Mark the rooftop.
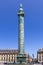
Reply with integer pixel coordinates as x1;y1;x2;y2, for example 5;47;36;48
37;48;43;53
0;49;18;54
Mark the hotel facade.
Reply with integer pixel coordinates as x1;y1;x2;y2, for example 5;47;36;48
0;50;18;63
0;50;32;63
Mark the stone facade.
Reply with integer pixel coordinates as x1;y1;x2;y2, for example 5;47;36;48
0;50;32;63
0;50;18;63
37;48;43;63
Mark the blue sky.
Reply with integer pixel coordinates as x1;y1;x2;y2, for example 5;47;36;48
0;0;43;58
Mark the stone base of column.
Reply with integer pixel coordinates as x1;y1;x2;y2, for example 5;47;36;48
17;54;26;64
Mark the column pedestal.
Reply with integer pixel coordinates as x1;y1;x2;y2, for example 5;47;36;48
17;54;26;64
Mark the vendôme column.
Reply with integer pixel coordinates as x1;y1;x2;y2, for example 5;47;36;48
18;4;24;54
17;4;26;63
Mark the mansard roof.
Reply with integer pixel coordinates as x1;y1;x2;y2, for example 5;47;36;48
0;49;18;54
37;48;43;53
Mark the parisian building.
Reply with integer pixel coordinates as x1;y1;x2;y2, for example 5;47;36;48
37;48;43;63
0;50;18;63
0;50;32;63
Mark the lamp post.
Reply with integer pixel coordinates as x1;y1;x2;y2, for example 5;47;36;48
32;54;34;64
